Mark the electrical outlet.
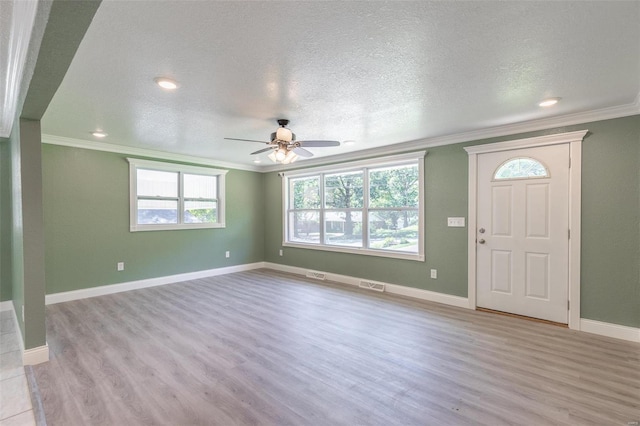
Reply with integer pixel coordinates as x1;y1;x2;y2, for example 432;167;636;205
279;249;283;256
430;269;437;279
117;262;125;271
225;251;230;258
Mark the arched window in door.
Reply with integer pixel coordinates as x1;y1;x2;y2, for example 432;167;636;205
494;157;549;180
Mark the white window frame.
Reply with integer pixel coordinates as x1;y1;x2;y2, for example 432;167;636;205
282;151;425;261
127;158;228;232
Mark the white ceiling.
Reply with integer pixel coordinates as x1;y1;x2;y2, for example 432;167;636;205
39;0;640;169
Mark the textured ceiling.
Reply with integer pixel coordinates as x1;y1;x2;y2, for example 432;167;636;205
41;1;640;168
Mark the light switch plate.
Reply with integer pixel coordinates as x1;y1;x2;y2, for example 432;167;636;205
447;217;465;227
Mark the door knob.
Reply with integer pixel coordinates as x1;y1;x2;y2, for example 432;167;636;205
478;239;486;244
479;228;485;233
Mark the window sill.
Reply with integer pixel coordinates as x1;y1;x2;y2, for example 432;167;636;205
282;241;425;261
131;223;225;232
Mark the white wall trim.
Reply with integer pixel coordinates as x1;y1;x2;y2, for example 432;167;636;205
580;319;640;343
264;263;638;342
264;262;470;309
567;139;582;329
40;100;639;175
45;262;266;305
23;344;49;365
281;150;426;177
41;134;261;172
464;130;586;330
463;130;589;155
0;0;38;138
262;101;639;172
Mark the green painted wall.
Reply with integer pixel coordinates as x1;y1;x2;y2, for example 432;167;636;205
264;115;640;328
4;119;48;349
0;138;11;302
42;144;265;294
19;119;47;349
9;122;25;337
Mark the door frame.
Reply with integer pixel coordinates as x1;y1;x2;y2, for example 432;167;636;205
464;130;587;330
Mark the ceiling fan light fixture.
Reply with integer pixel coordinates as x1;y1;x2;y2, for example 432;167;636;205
228;119;340;164
154;77;179;90
275;148;288;162
282;150;298;164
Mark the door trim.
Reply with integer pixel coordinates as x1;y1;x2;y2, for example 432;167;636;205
464;130;588;330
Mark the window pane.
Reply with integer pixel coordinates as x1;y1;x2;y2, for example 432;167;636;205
184;174;216;199
290;177;320;209
184;201;217;223
324;171;363;208
369;164;419;208
289;211;320;244
369;210;419;252
324;211;363;247
137;169;178;197
494;158;548;180
137;199;178;224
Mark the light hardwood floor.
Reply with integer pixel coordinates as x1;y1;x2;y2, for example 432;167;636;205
33;269;639;425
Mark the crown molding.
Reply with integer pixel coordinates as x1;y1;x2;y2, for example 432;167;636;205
261;97;640;173
463;130;588;155
41;134;261;172
41;95;640;173
0;1;38;138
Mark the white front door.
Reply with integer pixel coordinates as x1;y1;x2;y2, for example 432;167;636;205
476;144;570;323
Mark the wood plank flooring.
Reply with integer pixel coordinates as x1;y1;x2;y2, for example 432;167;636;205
33;269;640;425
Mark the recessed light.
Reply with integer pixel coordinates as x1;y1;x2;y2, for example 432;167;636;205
343;140;356;146
91;131;108;138
539;97;561;107
154;77;179;90
253;159;261;164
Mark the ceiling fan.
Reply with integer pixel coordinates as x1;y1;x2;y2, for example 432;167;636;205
225;119;341;164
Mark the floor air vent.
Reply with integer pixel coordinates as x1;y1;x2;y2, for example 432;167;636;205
306;271;327;280
359;280;385;292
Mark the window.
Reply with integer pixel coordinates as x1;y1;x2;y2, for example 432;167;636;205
128;158;227;231
284;151;425;261
494;157;548;180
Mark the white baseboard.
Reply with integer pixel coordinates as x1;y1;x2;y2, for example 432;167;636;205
45;262;266;305
579;319;640;343
264;262;470;309
23;344;49;365
16;262;640;349
0;300;14;312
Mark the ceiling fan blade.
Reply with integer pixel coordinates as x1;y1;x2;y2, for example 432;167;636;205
293;147;314;158
299;140;341;147
224;137;271;144
251;146;277;155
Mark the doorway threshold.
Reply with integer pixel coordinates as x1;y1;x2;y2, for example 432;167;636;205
476;307;568;328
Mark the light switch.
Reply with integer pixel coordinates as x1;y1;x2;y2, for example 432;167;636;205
447;217;465;227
